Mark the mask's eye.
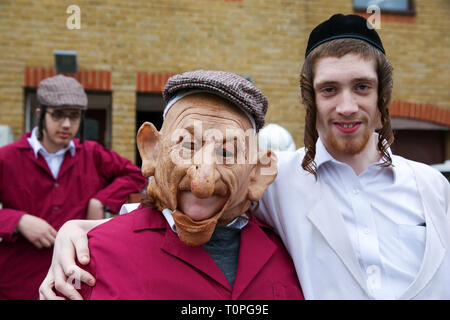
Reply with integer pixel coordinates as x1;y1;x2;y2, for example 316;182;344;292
216;148;234;158
182;142;196;150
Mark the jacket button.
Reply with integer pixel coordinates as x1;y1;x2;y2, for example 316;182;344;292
54;183;59;188
53;206;60;211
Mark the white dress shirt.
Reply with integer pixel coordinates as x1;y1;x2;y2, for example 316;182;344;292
314;138;426;299
27;127;76;179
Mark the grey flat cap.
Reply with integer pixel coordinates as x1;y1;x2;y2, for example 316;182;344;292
37;75;88;110
163;70;268;132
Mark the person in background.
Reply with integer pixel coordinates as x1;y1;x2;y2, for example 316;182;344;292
258;123;296;152
0;75;147;299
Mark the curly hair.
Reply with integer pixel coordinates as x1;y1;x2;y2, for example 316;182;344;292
300;38;394;177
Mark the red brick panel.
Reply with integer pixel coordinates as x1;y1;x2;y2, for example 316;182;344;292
25;67;111;91
136;72;175;92
389;100;450;126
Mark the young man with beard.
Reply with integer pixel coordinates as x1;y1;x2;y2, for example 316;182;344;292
258;14;449;299
40;70;303;300
40;14;449;300
0;75;147;299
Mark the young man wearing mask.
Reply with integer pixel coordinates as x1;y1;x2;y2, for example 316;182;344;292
40;70;303;300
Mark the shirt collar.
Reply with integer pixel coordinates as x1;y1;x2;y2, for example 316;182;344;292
314;134;397;181
314;137;335;169
27;127;76;158
161;208;249;234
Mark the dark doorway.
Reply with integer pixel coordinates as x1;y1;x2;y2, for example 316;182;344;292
391;129;445;165
135;93;165;167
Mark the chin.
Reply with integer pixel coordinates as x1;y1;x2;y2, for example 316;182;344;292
183;208;217;221
330;131;371;155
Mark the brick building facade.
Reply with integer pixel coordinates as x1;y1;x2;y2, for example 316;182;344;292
0;0;448;164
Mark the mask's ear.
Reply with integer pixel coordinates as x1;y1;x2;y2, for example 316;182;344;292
137;122;161;178
247;150;278;201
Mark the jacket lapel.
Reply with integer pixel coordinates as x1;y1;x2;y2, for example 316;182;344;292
161;226;233;292
57;147;78;179
399;214;446;299
231;219;276;299
399;164;448;299
20;135;78;180
306;182;369;294
24;149;53;178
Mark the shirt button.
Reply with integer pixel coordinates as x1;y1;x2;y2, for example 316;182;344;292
353;188;360;195
363;228;371;235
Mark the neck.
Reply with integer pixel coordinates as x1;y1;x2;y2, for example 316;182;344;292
329;134;381;176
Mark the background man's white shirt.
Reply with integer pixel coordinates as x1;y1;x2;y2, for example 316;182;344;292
27;127;75;179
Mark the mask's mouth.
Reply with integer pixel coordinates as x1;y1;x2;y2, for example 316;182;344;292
172;173;232;246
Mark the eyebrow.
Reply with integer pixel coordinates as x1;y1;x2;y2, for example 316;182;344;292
51;110;81;114
314;80;339;89
352;77;378;85
314;77;378;88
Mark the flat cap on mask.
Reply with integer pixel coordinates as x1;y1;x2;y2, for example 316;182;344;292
162;70;268;132
305;13;385;58
37;75;88;110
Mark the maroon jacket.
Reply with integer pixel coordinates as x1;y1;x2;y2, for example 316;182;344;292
80;207;304;300
0;133;147;299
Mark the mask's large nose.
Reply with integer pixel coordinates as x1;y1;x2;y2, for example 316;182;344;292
187;141;217;199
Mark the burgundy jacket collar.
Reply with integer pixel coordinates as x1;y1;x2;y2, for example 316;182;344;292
132;207;277;298
16;132;81;179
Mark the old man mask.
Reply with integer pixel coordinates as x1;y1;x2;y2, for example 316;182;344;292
137;70;277;246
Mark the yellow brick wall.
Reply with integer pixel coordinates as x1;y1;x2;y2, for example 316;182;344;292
0;0;448;162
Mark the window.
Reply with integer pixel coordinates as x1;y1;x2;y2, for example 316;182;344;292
24;89;112;148
353;0;415;15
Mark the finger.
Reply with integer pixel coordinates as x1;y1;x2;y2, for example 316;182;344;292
47;232;56;246
39;237;52;248
49;226;58;239
39;277;66;300
54;265;84;300
73;234;91;265
33;240;43;249
65;264;96;287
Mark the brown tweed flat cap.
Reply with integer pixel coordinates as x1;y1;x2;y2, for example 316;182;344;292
163;70;268;132
37;75;88;110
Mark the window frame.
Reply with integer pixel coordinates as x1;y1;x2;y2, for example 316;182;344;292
353;0;416;16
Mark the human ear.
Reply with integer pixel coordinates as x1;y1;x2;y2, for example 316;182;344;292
137;122;161;178
247;150;278;201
